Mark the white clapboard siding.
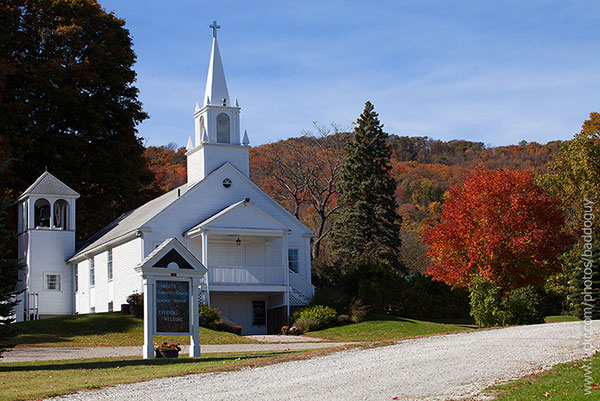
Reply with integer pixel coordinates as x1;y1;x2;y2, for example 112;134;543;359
26;230;75;316
111;237;143;310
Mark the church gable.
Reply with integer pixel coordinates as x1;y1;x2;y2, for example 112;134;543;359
135;237;206;273
186;199;288;236
154;249;193;269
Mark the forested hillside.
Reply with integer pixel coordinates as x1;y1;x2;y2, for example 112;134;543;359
144;135;562;270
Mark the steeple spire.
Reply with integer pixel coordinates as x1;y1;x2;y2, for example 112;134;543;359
204;22;230;107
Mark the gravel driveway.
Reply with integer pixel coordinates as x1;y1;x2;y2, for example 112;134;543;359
49;321;600;401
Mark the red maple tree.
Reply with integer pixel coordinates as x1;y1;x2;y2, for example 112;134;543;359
424;167;571;290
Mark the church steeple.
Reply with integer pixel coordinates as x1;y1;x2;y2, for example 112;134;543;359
203;33;230;107
186;21;249;186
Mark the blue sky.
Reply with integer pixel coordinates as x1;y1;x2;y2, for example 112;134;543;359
100;0;600;148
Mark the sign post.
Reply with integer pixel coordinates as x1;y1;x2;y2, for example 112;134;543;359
135;238;207;359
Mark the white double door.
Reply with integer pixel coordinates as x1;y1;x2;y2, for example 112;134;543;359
210;245;245;267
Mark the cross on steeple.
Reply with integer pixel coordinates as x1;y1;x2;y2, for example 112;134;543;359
209;20;221;38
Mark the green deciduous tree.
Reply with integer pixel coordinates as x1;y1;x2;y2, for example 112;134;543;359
0;0;156;240
541;112;600;232
540;112;600;316
329;101;402;268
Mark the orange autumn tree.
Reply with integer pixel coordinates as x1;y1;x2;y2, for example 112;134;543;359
144;144;187;192
424;167;571;291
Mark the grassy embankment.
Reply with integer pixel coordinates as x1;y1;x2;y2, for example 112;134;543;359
305;314;581;342
13;312;256;347
487;352;600;400
304;314;476;342
13;312;581;346
544;315;581;323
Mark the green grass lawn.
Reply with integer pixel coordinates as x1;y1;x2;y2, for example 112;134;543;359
13;312;256;347
304;315;476;342
488;353;600;400
0;350;314;401
544;315;581;323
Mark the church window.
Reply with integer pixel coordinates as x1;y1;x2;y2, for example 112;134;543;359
288;249;299;273
53;199;69;230
74;267;78;292
34;199;51;228
89;258;95;286
216;113;230;143
107;249;113;281
45;273;61;291
222;178;232;188
108;301;113;312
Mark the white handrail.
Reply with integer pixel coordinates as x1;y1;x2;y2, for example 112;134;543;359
289;270;315;297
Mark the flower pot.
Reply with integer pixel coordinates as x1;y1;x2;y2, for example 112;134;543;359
155;349;179;358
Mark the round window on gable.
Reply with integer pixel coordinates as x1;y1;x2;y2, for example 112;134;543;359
222;178;232;188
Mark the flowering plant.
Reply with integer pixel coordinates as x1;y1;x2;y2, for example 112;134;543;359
155;342;181;351
234;325;243;335
281;325;289;335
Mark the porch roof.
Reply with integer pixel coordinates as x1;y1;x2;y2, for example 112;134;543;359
184;199;290;238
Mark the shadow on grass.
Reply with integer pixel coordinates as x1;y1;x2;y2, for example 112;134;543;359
0;352;285;373
13;312;142;346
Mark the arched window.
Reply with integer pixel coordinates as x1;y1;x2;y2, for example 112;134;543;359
34;199;51;228
199;116;205;139
216;113;230;143
54;199;69;230
22;201;28;231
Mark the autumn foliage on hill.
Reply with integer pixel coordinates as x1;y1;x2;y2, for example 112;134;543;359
144;135;561;263
424;168;572;291
144;143;187;193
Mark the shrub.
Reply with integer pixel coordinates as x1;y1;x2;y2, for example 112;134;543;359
210;319;238;334
501;286;544;325
292;305;338;330
469;276;503;328
349;298;368;323
198;304;221;326
126;292;144;318
293;318;319;333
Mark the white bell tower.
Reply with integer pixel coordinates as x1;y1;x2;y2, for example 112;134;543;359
16;171;79;321
186;21;250;186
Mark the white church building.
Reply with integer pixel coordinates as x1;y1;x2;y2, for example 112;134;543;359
15;25;315;335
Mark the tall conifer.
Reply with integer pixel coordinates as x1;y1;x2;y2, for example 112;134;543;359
330;101;402;268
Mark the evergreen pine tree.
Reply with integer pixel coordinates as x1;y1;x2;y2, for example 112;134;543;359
330;101;402;268
0;193;23;357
